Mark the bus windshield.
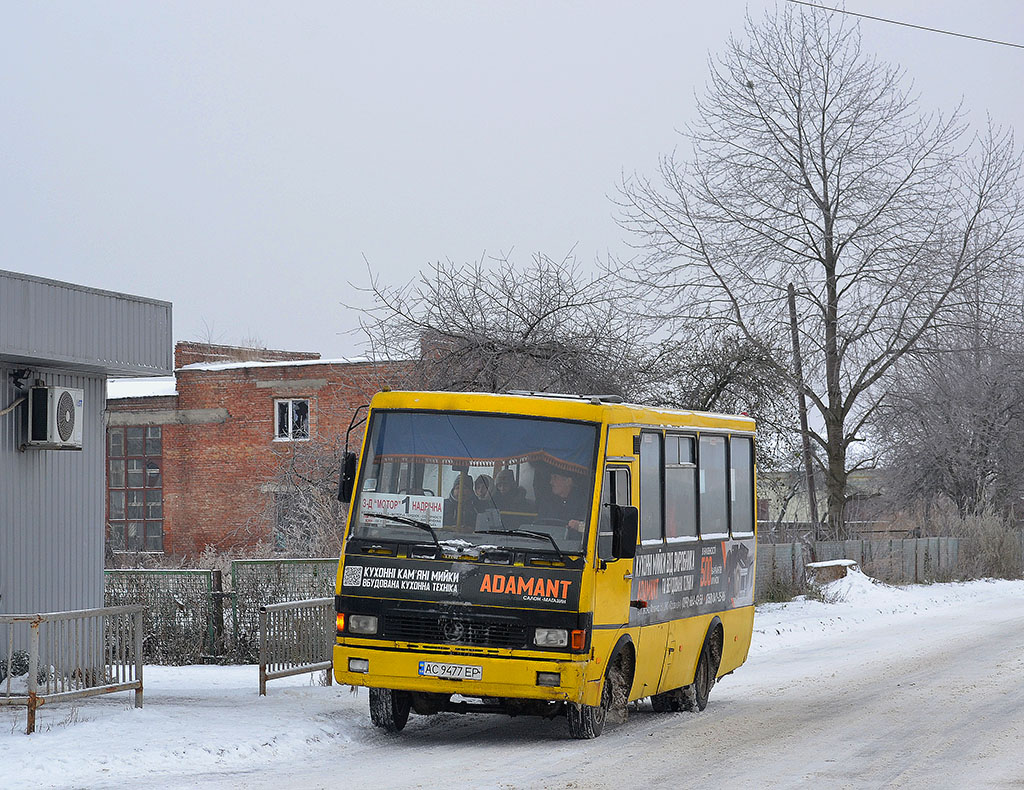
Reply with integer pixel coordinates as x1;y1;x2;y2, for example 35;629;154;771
349;410;600;555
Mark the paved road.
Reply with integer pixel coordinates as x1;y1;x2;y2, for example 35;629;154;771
175;593;1024;790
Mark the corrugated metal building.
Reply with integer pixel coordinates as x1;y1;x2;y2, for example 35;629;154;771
0;270;171;615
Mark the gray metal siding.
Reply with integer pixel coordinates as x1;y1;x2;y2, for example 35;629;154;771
0;363;105;614
0;270;172;375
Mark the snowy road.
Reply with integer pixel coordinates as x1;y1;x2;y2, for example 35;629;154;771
5;576;1023;789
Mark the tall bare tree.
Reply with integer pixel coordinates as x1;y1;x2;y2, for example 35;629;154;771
357;252;656;397
618;7;1023;537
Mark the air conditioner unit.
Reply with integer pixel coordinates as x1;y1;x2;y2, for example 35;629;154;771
26;386;84;450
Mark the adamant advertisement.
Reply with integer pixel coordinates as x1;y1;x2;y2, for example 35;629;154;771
341;556;581;610
629;538;756;626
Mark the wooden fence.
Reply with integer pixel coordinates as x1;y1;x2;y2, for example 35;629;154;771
755;536;968;600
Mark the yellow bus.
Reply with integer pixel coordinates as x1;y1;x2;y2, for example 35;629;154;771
333;391;757;738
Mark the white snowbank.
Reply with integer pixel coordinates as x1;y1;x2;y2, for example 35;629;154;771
1;576;1021;789
750;573;1020;656
818;565;898;603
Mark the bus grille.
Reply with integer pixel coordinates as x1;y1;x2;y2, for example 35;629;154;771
383;610;528;649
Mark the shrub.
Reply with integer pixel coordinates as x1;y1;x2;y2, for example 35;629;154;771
956;511;1024;580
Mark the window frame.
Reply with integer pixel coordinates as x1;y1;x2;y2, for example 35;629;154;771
597;464;632;563
638;431;665;546
729;434;756;537
107;425;164;553
664;433;699;544
697;432;731;540
274;398;311;441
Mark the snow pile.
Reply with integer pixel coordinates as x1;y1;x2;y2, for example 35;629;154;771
816;565;898;604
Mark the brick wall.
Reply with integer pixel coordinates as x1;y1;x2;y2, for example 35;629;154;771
107;343;403;558
174;341;320;369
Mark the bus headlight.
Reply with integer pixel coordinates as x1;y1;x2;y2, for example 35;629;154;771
348;614;379;635
534;628;568;647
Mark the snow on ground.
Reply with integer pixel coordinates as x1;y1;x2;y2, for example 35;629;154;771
2;574;1021;790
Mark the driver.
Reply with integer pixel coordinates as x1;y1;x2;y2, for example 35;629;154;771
537;470;587;533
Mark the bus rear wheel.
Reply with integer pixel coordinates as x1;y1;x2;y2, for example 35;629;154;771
680;635;719;712
369;687;412;733
567;674;611;739
650;689;679;712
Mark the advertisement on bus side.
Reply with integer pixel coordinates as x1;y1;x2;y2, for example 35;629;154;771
629;537;756;625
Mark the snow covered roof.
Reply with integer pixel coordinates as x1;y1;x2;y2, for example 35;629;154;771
176;357;372;372
107;376;178;399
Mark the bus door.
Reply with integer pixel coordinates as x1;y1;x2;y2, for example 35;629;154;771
593;465;633;643
629;431;671;698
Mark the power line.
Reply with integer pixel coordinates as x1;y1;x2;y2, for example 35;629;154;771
786;0;1024;50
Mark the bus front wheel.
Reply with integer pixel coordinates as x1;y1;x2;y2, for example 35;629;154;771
369;687;412;733
567;674;610;739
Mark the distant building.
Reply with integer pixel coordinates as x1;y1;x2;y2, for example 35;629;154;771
756;468;894;541
0;270;171;614
105;341;399;558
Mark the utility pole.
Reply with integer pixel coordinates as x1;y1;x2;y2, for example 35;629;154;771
788;283;820;539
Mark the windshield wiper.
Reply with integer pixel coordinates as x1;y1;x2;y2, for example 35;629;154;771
475;529;566;561
362;512;442;553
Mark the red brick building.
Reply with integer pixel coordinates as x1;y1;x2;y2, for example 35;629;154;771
105;342;398;558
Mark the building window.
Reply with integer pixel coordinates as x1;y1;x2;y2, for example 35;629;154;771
108;426;163;552
275;399;309;440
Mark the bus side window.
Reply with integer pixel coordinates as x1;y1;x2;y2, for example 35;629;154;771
598;467;630;561
731;436;755;534
639;432;663;543
665;435;697;539
699;435;728;535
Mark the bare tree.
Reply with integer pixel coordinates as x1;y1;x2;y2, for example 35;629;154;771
357;252;656;397
644;329;798;478
255;437;349;556
618;6;1024;537
877;325;1024;520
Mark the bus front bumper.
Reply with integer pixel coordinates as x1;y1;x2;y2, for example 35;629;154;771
333;642;591;703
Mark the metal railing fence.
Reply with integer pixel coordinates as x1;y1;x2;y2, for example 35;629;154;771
258;597;334;695
0;604;144;734
105;569;219;663
231;559;338;661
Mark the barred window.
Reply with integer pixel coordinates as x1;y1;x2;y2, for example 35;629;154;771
107;426;163;552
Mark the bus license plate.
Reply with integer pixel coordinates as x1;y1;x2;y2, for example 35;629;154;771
418;661;482;681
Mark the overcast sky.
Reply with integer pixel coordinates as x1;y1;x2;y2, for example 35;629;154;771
2;1;1023;361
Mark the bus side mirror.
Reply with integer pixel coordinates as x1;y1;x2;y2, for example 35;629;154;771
338;451;357;503
610;505;638;560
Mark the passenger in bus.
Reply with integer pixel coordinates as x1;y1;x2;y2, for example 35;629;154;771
492;469;534;513
537;470;588;533
443;474;476;530
472;474;496;512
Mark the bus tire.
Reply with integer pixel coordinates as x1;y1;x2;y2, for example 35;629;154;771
650;690;675;712
369;687;412;733
681;629;721;712
567;674;610;739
